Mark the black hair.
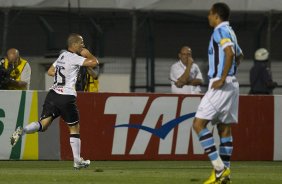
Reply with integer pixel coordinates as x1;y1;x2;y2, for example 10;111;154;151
212;3;230;21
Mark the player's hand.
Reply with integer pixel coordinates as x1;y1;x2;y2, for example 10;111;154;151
211;79;225;89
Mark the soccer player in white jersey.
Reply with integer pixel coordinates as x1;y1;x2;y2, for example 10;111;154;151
10;33;99;170
192;3;243;184
170;46;204;94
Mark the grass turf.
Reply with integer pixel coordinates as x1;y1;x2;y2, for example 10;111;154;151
0;161;281;184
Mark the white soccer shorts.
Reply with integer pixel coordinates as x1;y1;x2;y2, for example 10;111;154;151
195;76;239;124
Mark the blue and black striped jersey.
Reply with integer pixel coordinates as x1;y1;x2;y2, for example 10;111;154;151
208;21;242;79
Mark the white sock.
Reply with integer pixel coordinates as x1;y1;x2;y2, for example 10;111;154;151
211;156;225;171
70;136;81;163
23;122;41;134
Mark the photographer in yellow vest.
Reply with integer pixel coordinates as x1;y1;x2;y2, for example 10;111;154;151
84;66;99;92
3;48;31;90
76;64;99;92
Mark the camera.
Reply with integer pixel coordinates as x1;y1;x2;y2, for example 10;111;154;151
0;59;12;89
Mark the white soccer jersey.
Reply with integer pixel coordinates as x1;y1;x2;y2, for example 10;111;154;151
51;51;85;96
170;60;203;94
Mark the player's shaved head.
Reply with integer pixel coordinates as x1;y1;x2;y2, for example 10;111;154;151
67;33;82;47
67;33;85;54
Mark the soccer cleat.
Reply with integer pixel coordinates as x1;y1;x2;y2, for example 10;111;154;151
203;167;231;184
73;158;91;170
10;127;23;147
220;176;231;184
216;167;231;183
203;169;216;184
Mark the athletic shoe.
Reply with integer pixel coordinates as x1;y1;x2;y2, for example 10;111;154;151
10;127;23;147
73;158;91;170
203;169;216;184
203;167;231;184
216;167;231;183
220;176;231;184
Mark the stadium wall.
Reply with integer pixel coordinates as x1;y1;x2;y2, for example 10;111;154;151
0;91;281;161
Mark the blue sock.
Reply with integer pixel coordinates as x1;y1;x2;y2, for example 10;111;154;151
219;136;233;168
199;128;219;161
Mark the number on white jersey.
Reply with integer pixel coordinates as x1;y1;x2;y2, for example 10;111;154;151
54;65;66;86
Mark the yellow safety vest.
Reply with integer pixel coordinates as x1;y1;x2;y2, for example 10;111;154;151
84;74;99;92
4;57;28;90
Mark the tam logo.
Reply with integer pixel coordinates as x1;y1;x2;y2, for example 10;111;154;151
104;96;220;155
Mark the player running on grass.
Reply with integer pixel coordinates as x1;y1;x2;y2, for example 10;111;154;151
11;33;99;170
191;3;243;184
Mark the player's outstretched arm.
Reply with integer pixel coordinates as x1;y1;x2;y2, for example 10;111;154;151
80;48;99;68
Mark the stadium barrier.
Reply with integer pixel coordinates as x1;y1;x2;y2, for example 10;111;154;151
0;91;281;161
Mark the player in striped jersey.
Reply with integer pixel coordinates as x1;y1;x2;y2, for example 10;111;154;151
192;3;243;184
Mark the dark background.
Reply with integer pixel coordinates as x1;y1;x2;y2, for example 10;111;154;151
0;9;281;60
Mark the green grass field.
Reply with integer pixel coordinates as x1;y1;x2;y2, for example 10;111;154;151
0;161;281;184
